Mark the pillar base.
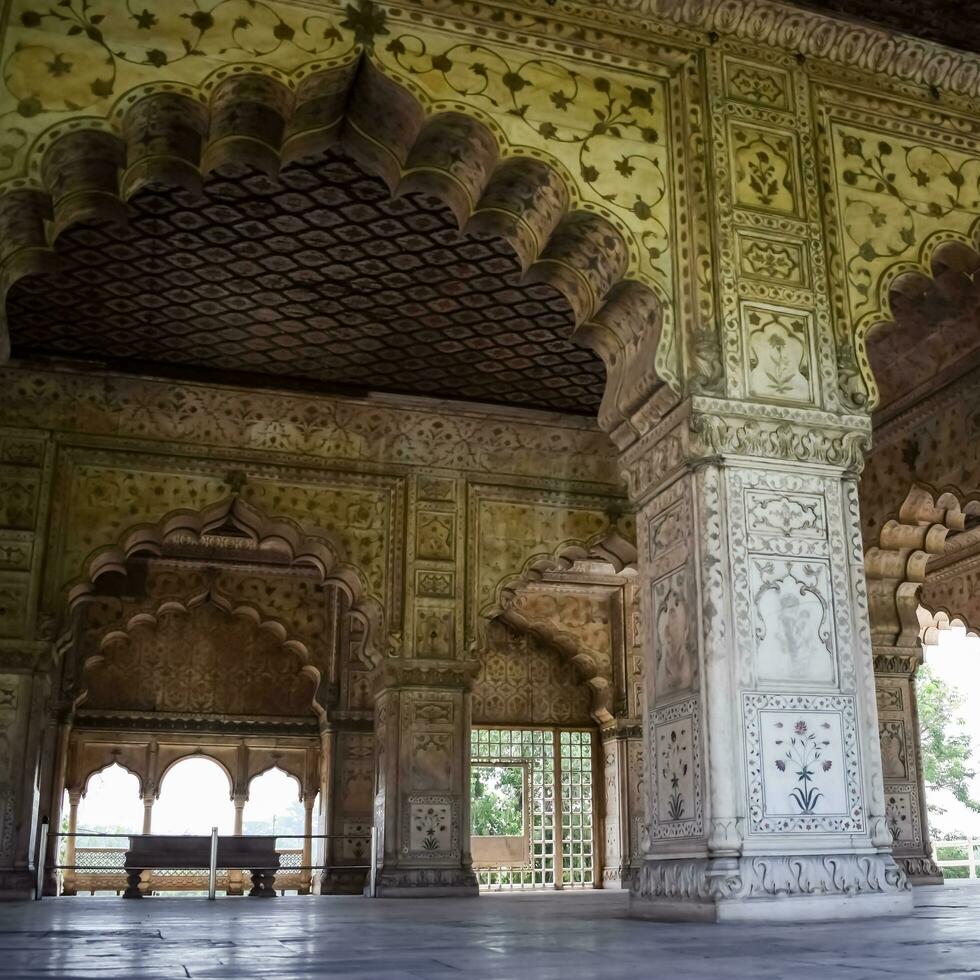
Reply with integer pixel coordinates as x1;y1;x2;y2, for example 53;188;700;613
0;870;35;900
374;866;479;897
601;864;634;889
320;869;367;895
630;854;913;923
896;854;944;886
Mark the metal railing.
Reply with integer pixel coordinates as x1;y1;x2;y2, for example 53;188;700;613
933;838;980;878
36;827;378;900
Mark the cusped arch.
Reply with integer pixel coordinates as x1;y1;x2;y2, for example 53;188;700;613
78;759;146;802
77;589;326;721
0;55;673;435
856;227;980;410
865;482;980;649
67;494;384;669
488;531;637;621
246;763;304;802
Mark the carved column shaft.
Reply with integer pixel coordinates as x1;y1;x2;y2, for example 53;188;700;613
227;794;247;896
600;723;644;888
372;659;478;897
874;650;942;884
624;402;911;922
61;790;81;897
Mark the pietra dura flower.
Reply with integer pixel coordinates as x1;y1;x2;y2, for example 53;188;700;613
774;719;833;814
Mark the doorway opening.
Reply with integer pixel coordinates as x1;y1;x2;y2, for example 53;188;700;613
470;727;596;890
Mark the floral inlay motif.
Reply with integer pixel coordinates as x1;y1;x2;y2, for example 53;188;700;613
744;694;864;835
773;720;833;815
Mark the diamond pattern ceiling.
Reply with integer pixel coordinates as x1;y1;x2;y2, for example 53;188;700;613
7;151;605;415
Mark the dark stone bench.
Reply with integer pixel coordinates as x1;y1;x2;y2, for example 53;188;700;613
123;836;280;898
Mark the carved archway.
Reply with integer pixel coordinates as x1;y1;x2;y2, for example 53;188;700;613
865;483;980;647
0;40;676;435
490;540;640;725
76;590;326;723
64;493;383;671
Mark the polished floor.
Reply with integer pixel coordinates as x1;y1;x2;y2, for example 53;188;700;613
0;883;978;979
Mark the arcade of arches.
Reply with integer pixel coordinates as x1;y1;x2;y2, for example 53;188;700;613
0;0;979;926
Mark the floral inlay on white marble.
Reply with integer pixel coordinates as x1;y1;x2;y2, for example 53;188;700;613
744;693;864;834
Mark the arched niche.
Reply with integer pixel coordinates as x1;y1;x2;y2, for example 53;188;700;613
57;494;382;724
77;594;323;727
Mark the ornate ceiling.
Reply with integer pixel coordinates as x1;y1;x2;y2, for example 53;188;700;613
7;151;604;416
798;1;980;52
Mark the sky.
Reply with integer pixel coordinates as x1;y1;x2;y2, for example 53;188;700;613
74;758;305;837
921;625;980;837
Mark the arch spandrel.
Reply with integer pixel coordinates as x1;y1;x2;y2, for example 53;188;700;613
817;90;980;410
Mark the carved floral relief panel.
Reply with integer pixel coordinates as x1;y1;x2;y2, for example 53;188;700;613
729;122;803;218
884;785;922;849
749;557;837;686
735;230;809;287
651;565;699;700
743;693;864;835
742;303;817;406
722;57;792;112
407;797;455;856
879;720;909;780
726;468;856;693
651;696;702;840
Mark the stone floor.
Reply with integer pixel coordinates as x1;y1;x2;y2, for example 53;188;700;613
0;883;978;979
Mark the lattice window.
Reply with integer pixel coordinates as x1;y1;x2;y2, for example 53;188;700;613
560;730;594;888
471;727;595;890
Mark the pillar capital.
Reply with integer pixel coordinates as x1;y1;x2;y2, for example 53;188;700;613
619;397;872;506
371;658;479;695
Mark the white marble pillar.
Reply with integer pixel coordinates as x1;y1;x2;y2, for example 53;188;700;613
624;403;912;922
874;650;943;884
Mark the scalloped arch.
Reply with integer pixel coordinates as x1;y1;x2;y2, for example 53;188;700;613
855;223;980;410
67;493;384;669
79;589;326;721
246;762;304;802
865;482;980;648
484;530;637;622
79;759;145;801
0;54;674;435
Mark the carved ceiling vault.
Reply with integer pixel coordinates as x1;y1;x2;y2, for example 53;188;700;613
797;1;980;54
7;150;604;416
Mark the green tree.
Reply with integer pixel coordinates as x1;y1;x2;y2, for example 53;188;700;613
917;664;980;815
471;765;523;836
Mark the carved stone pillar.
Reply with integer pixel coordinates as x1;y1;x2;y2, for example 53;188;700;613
600;721;644;888
61;789;81;897
300;793;316;895
226;793;247;896
320;724;374;894
874;650;942;884
624;401;912;922
141;797;154;835
0;667;48;899
372;659;479;897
